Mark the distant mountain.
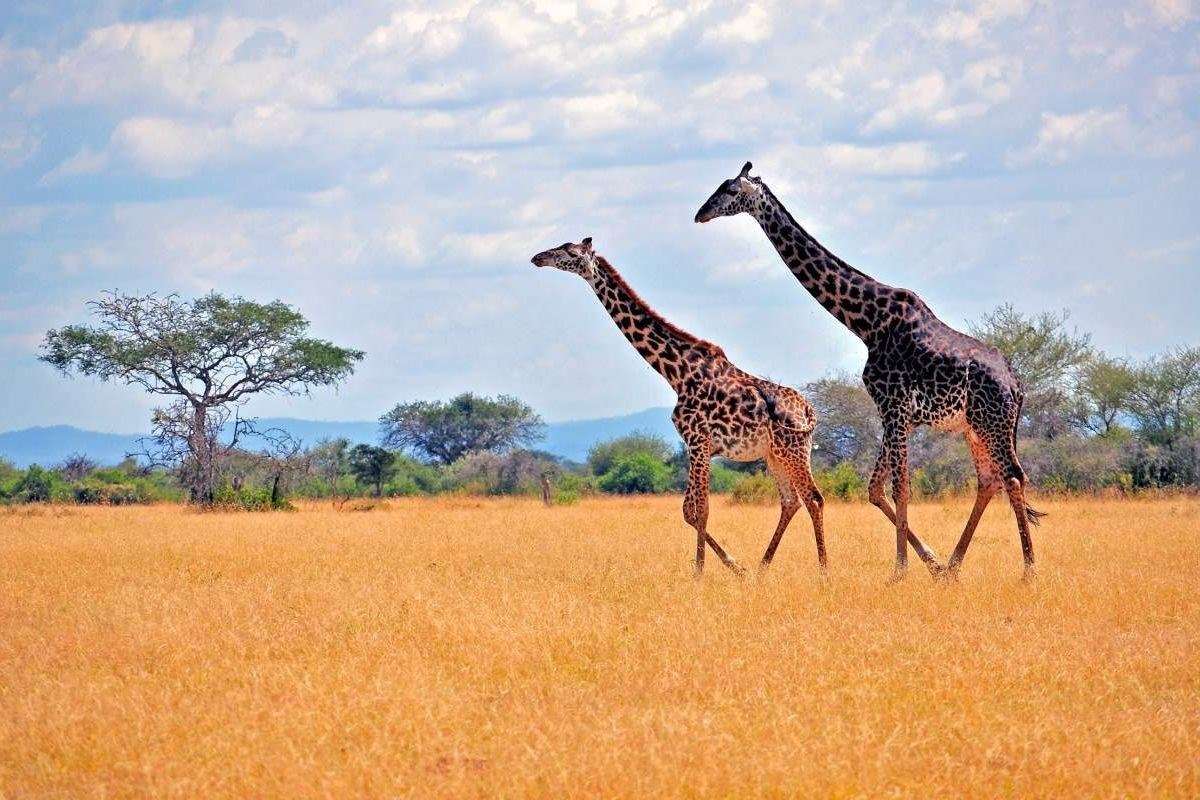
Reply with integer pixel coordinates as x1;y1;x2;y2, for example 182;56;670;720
0;426;142;468
0;408;679;468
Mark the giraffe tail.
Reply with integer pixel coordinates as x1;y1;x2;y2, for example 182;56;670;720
1026;503;1047;526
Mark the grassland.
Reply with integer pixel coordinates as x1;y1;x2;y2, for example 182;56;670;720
1;495;1198;798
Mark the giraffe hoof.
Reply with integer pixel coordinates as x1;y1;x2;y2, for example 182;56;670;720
729;562;748;579
1022;566;1038;583
887;568;908;585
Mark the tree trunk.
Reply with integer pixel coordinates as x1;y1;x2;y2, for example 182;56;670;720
190;403;215;506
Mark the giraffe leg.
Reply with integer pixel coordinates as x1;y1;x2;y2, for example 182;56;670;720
760;451;800;571
884;423;914;582
945;432;1002;579
868;445;942;576
790;456;827;571
994;444;1037;580
683;442;745;578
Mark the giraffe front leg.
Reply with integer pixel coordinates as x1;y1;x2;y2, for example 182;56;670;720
682;442;744;578
869;444;942;577
885;424;912;583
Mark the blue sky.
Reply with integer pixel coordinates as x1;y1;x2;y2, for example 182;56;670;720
1;0;1197;432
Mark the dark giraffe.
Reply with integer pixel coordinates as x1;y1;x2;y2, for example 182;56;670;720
531;237;827;576
696;163;1044;581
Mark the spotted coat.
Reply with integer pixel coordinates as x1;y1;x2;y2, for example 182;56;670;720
697;163;1043;580
531;238;827;575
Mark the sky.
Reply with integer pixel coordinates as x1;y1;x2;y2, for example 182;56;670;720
1;0;1197;433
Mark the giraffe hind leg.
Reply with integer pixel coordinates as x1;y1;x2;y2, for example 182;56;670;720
946;431;1002;578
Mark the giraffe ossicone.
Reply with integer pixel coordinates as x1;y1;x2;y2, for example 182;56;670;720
531;238;828;577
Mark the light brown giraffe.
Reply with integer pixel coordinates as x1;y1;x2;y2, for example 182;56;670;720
696;163;1044;581
531;237;826;576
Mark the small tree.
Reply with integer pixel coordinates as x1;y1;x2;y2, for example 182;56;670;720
804;376;881;471
970;304;1092;437
380;392;544;465
58;453;98;482
349;444;396;497
1070;354;1137;437
41;292;363;505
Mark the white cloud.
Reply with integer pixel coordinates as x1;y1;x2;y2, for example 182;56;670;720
692;74;769;102
704;3;773;44
1007;108;1137;165
0;126;40;168
1147;0;1196;27
822;142;953;175
931;0;1033;44
112;117;230;178
38;146;110;185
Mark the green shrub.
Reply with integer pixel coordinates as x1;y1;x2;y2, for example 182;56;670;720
598;453;673;494
552;472;597;505
213;484;290;511
729;472;777;505
709;463;741;494
816;461;866;500
588;434;674;476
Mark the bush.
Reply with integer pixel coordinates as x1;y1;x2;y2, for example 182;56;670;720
15;465;63;503
387;456;447;496
815;461;866;500
588;433;674;476
553;472;597;505
598;453;673;494
709;462;741;494
213;484;290;511
729;472;777;505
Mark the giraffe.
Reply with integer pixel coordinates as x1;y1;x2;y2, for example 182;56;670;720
531;237;827;576
695;163;1044;581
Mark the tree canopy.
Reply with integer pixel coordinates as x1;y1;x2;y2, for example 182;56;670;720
41;292;364;403
379;392;544;465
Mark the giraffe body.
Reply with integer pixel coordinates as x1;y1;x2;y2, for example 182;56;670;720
697;163;1042;580
532;238;826;575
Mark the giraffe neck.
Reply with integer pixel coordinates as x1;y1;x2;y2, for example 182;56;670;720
589;256;715;392
751;185;893;342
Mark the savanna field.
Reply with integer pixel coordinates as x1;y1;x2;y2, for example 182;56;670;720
2;496;1198;798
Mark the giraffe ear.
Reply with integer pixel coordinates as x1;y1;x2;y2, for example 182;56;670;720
581;237;593;251
739;161;753;178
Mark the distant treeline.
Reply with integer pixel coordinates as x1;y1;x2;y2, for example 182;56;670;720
5;305;1197;508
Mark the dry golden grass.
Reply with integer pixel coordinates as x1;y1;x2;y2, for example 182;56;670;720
2;495;1198;798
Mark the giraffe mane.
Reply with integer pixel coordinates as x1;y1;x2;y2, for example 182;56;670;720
594;256;725;358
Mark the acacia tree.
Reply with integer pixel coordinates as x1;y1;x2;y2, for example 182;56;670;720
41;292;364;504
379;392;544;465
970;304;1092;437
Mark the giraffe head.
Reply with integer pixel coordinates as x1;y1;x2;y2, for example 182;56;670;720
694;161;763;223
530;237;598;280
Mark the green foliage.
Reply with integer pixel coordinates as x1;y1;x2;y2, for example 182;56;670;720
708;462;741;493
14;465;60;502
597;452;673;494
348;445;396;497
815;461;866;500
552;472;598;505
729;472;777;505
213;484;290;511
380;393;544;465
386;455;447;496
587;433;674;476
